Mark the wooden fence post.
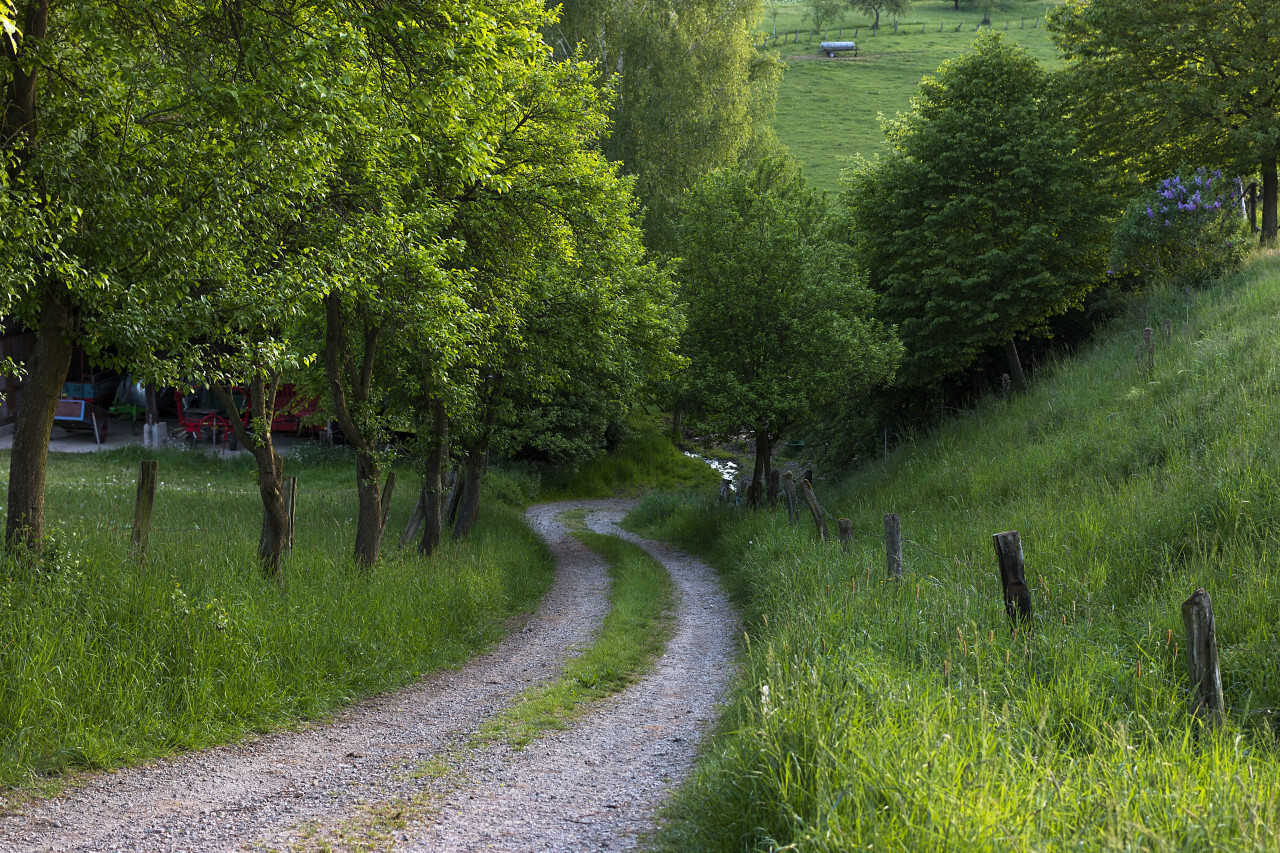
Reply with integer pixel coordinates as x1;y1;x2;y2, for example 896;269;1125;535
1181;588;1225;729
781;472;799;524
131;460;159;563
885;513;903;579
767;469;781;510
799;479;829;541
282;475;298;551
837;518;853;552
379;471;397;536
992;530;1032;629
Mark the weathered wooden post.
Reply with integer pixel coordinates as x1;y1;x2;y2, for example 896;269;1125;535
781;472;799;524
379;471;397;536
131;460;159;563
837;518;853;552
767;470;781;510
799;478;829;541
885;513;903;579
1181;588;1225;729
992;530;1032;629
400;487;427;549
282;475;298;551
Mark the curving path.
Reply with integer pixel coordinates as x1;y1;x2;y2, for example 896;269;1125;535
0;499;739;852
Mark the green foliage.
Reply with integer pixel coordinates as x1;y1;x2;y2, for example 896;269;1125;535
0;448;553;788
841;32;1110;389
1110;168;1251;288
633;252;1280;851
1049;0;1280;244
533;412;722;499
475;529;674;747
549;0;782;253
677;156;901;444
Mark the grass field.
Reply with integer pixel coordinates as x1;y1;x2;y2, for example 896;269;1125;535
0;447;556;790
761;0;1064;193
629;250;1280;851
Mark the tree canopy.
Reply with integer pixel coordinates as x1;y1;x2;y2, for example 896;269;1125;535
677;156;901;504
841;32;1110;391
546;0;780;254
1049;0;1280;245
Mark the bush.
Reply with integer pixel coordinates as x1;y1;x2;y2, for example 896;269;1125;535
1111;167;1251;287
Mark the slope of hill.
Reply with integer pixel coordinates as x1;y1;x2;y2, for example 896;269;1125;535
761;1;1063;193
631;251;1280;851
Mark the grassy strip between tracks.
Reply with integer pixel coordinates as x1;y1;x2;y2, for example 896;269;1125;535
475;516;675;749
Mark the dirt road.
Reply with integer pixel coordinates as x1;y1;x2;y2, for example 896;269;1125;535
0;500;738;852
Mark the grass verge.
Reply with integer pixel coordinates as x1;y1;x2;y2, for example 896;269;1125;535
0;449;554;793
631;252;1280;851
475;524;675;749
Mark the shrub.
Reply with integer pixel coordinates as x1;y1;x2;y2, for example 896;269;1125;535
1111;167;1250;287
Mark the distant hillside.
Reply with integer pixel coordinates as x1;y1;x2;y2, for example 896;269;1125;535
761;0;1063;193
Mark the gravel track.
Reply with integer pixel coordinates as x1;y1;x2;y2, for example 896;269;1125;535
0;499;738;852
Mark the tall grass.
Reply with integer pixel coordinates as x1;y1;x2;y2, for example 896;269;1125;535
632;252;1280;851
0;448;554;789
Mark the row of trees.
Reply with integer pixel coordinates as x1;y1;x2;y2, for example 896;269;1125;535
673;6;1275;474
0;0;685;573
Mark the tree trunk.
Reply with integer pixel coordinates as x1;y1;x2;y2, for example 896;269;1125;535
323;290;385;566
214;380;289;579
2;2;47;161
748;429;773;510
419;401;448;557
1261;151;1277;248
5;287;75;552
452;447;488;540
353;450;383;565
1004;339;1027;389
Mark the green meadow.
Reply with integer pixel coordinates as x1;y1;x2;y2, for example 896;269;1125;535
631;251;1280;851
761;0;1063;192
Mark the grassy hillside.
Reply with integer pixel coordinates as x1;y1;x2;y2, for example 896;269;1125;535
630;251;1280;851
761;1;1063;192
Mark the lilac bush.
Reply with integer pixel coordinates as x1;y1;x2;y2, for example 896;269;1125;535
1110;167;1250;287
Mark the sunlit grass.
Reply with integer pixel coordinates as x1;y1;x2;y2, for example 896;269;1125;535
633;251;1280;851
0;449;554;790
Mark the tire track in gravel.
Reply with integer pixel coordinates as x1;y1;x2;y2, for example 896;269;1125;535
0;499;739;852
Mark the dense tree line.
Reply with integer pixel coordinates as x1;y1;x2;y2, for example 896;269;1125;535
0;0;681;571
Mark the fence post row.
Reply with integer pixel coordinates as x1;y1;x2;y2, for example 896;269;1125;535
837;517;853;552
799;478;829;541
781;471;799;524
885;513;903;580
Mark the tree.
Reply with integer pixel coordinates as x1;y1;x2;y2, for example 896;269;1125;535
545;0;781;253
0;0;333;553
439;56;683;540
841;32;1110;391
677;156;901;506
1049;0;1280;246
807;0;845;34
850;0;909;32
